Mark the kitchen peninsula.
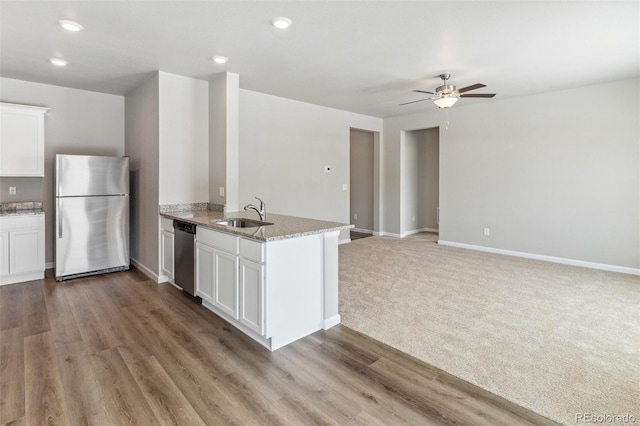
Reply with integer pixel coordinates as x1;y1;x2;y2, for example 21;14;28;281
160;207;352;350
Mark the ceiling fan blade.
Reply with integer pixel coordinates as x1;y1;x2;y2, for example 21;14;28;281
457;83;486;94
399;98;434;106
413;90;435;94
460;93;496;98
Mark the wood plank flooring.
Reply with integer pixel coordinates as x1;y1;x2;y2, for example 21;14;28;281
0;269;558;425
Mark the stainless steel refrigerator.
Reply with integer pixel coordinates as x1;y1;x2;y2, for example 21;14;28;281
55;154;130;281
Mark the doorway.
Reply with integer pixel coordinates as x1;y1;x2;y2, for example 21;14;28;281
401;127;439;236
349;129;375;240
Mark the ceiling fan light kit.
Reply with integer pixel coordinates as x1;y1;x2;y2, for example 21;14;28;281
434;95;459;109
400;73;496;109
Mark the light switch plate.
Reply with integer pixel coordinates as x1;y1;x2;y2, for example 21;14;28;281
9;187;16;195
342;184;348;191
219;187;225;197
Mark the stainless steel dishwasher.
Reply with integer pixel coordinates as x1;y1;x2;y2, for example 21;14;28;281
173;220;197;297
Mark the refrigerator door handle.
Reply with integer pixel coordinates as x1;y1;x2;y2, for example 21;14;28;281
58;198;63;238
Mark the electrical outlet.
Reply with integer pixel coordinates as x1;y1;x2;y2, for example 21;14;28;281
354;213;358;220
9;187;16;195
342;183;348;191
484;228;490;236
219;187;225;197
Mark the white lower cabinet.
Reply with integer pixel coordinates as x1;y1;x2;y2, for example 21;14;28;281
212;249;239;319
160;218;174;281
0;231;8;276
196;226;324;351
195;242;215;303
0;214;45;285
239;258;265;335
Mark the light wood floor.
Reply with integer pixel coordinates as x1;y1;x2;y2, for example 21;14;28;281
0;268;557;425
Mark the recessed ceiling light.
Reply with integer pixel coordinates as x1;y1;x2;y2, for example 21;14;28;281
59;20;83;32
50;58;68;67
212;55;228;64
271;17;292;29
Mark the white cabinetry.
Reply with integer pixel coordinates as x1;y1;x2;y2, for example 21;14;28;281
196;226;325;351
239;238;265;335
160;218;174;281
0;214;45;285
239;258;264;335
196;228;240;318
0;103;49;177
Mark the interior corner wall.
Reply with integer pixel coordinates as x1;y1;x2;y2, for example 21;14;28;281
0;77;125;266
125;74;160;274
384;78;640;269
209;72;239;210
158;72;209;205
238;89;382;237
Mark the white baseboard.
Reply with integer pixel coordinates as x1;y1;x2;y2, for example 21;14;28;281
351;228;373;234
130;258;163;282
323;314;341;330
46;261;55;269
402;227;439;237
338;238;351;245
437;240;640;276
376;231;402;238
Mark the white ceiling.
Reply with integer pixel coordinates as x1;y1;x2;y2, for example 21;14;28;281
1;1;638;118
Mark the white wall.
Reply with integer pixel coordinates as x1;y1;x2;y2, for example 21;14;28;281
238;90;382;234
0;77;124;265
125;75;159;273
384;78;640;269
209;72;240;210
158;72;209;204
350;129;374;231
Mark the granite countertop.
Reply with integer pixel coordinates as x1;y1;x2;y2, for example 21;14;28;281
160;209;352;242
0;202;44;217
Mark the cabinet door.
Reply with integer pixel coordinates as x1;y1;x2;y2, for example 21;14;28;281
0;232;8;276
10;228;43;274
213;249;239;319
195;242;214;303
239;258;265;336
0;104;47;177
161;230;174;279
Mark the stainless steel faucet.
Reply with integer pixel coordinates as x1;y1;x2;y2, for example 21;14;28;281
244;196;266;221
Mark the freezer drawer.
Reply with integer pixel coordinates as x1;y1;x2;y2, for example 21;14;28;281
55;195;129;280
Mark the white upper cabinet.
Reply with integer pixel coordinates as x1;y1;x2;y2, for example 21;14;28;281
0;103;49;177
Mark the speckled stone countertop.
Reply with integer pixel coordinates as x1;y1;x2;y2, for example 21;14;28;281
160;210;352;242
0;202;44;217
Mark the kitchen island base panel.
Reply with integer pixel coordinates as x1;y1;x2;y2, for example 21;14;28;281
198;232;335;351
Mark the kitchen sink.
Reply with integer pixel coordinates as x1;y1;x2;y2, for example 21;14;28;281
212;218;273;228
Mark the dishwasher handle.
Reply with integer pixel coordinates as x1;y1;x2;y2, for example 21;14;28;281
173;220;196;234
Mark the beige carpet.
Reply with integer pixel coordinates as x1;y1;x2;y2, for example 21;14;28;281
339;232;640;425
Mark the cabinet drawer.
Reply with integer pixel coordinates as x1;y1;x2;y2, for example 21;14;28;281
197;227;239;254
161;217;174;232
240;238;265;263
0;214;44;230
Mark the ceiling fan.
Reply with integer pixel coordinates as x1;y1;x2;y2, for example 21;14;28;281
400;73;496;108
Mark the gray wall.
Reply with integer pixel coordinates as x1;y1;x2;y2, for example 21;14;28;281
0;77;124;265
238;89;382;241
125;75;160;274
384;78;639;269
349;129;374;231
